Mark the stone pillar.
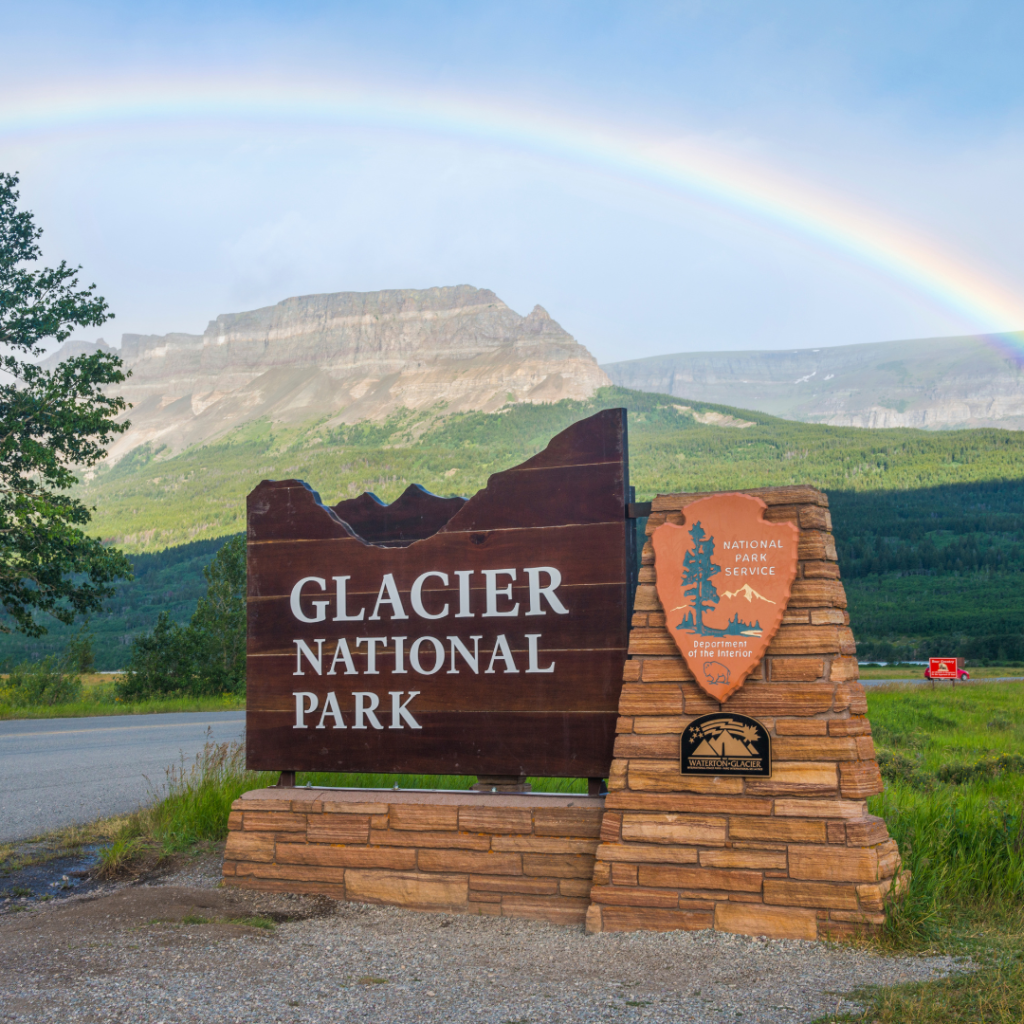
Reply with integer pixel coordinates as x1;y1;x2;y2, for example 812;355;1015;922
586;486;907;940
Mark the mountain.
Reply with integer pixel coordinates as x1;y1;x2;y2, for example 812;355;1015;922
54;286;610;462
602;331;1024;430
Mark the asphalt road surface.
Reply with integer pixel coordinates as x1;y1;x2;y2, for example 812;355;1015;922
0;711;246;843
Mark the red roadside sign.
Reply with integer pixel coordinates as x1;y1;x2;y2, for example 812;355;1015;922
928;657;958;679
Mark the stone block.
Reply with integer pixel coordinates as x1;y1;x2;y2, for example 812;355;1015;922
638;865;763;893
802;561;841;579
237;861;346;885
607;791;772;816
345;869;468;907
227;811;242;830
729;817;827;843
798;531;838;561
632;715;690;735
375;830;491;850
763;879;860;910
499;894;590;926
639;660;696;682
559;878;593;898
616;716;634;733
307;816;370;845
698;849;787;870
839;761;884;798
619;683;683;715
773;718;828;735
828;716;870;736
767;625;841;656
458;807;533;834
389;804;458;831
621;813;728;846
590;884;679;908
277;843;416;870
798;506;832;531
468;890;503;903
811;609;846;625
593;905;715;933
789;579;846;609
829;656;859;682
470;875;558;896
592;861;611;885
714;901;817;941
596;843;699;864
774;799;867;819
789;844;879;882
684;682;834;717
242;810;306;833
522;853;596;879
224;831;275;863
628;631;678;657
320;799;390;815
745;762;838;797
614;734;679;758
772;736;859;761
600;812;622;842
610;863;637;885
418;849;522;875
534;807;604;838
827;823;846;844
492;836;599;854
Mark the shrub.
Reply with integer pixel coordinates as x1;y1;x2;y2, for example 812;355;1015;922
5;656;82;705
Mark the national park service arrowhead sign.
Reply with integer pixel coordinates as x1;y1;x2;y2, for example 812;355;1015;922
652;493;799;702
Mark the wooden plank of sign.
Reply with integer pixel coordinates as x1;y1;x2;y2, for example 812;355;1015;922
332;485;466;545
246;408;631;778
245;710;617;776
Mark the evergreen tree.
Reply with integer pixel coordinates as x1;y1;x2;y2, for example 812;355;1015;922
680;520;721;634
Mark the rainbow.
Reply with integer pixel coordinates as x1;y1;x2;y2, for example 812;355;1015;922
3;75;1023;336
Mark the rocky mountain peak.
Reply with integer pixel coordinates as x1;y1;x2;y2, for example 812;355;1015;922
55;285;610;462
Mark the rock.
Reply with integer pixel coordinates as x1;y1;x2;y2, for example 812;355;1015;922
54;286;609;461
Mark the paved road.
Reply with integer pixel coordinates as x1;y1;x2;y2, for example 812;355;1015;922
0;712;246;843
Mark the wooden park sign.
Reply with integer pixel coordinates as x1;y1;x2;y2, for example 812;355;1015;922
245;409;632;780
652;493;798;702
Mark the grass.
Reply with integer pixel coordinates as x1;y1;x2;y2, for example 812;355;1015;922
0;682;244;720
82;681;1024;1020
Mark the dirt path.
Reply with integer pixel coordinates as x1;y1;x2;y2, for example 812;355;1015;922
0;855;962;1024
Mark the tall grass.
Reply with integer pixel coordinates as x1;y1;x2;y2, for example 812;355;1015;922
100;733;589;871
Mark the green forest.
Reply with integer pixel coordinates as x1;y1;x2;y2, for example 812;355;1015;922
3;386;1024;667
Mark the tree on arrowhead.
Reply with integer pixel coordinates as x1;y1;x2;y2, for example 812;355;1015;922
681;520;721;635
0;172;131;635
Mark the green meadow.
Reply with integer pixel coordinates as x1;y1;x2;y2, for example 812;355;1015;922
4;385;1022;668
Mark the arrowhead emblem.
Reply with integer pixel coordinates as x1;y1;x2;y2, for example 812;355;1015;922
652;493;799;702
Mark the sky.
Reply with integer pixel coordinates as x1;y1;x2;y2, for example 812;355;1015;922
2;1;1024;363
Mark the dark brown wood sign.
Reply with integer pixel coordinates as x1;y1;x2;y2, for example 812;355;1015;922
246;409;631;778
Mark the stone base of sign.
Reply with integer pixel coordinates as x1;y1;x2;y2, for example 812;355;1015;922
585;486;908;941
222;788;604;925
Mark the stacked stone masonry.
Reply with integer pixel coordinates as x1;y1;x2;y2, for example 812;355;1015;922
223;789;604;926
586;485;907;941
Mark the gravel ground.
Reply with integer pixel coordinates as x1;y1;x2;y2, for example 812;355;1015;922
0;856;964;1024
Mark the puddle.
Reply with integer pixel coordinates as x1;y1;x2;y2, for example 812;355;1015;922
1;844;104;910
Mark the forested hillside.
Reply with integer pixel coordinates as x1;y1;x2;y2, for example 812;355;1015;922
4;387;1023;667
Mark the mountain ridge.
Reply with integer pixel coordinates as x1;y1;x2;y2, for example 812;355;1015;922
49;285;609;462
602;331;1024;430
